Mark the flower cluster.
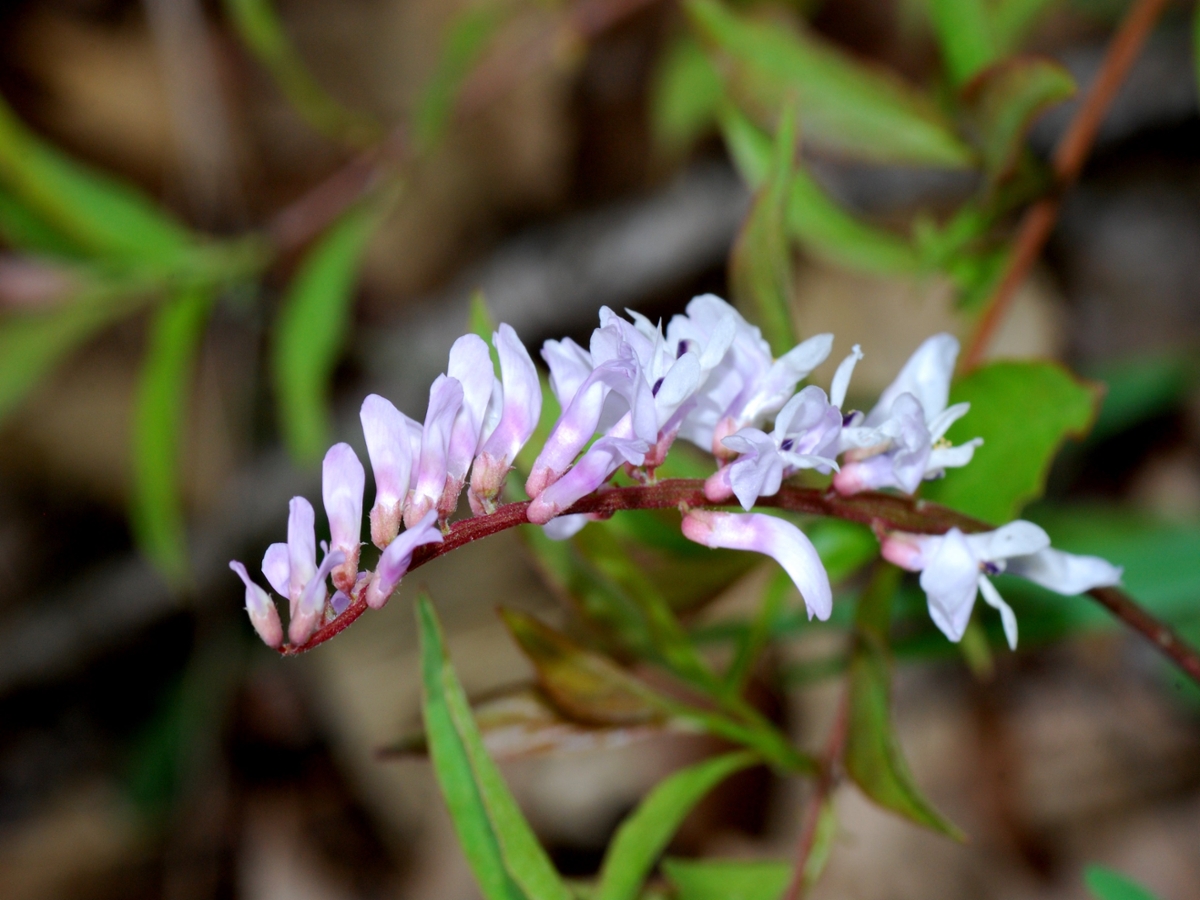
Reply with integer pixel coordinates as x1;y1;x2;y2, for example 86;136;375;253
231;295;1121;651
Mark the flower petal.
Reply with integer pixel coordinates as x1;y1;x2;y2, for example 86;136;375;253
978;574;1018;650
231;560;283;648
445;333;497;483
286;497;317;603
829;344;863;410
542;513;590;541
1006;547;1123;595
918;528;980;642
406;374;464;526
964;520;1050;563
366;510;444;608
866;333;958;426
322;442;365;574
262;542;290;599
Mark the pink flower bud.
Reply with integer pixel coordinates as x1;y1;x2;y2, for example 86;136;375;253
361;394;413;548
229;561;283;649
322;443;364;593
366;510;443;609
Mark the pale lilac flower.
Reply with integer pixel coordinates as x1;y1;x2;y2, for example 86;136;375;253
441;335;497;517
289;549;345;646
670;295;833;457
527;432;648;524
405;375;464;528
542;513;591;541
834;334;981;495
322;442;365;592
365;510;444;609
360;394;413;548
469;324;542;514
260;496;317;614
881;521;1123;649
682;510;832;620
229;561;283;648
707;385;844;509
542;336;594;408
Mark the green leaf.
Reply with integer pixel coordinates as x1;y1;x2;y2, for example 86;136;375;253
922;360;1100;524
801;799;838;890
130;284;215;583
729;103;796;357
662;858;790;900
272;200;382;463
845;565;964;840
928;0;998;86
223;0;380;146
724;568;790;692
1084;350;1197;443
650;35;724;156
0;95;193;266
805;518;879;583
964;57;1075;184
414;3;506;151
687;0;974;168
595;751;759;900
992;0;1059;54
0;279;156;425
718;105;920;276
0;188;82;256
418;596;573;900
1084;865;1162;900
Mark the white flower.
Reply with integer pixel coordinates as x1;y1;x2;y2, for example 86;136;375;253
882;521;1124;649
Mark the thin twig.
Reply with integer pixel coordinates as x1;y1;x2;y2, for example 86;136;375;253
275;480;1200;692
961;0;1171;370
781;688;850;900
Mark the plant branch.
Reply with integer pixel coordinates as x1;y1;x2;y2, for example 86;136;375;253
781;688;849;900
961;0;1171;370
275;480;1200;691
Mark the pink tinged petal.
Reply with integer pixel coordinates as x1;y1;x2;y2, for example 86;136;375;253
445;334;497;484
230;561;283;648
829;344;863;410
322;442;365;592
286;497;317;604
542;513;590;541
262;543;290;600
978;575;1018;650
879;532;935;572
366;510;443;609
738;334;834;426
682;511;832;620
832;454;896;495
964;520;1050;563
883;394;933;494
406;375;464;527
360;394;412;549
1006;547;1123;595
289;549;345;646
866;333;959;427
918;528;980;643
704;465;735;503
542;338;593;408
527;433;647;524
723;428;784;510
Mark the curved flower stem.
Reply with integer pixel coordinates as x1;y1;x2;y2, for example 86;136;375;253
961;0;1171;370
276;479;1200;689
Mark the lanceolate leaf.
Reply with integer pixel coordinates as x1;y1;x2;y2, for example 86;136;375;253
131;284;215;583
845;566;964;840
928;0;998;86
651;35;724;155
730;103;796;357
1084;865;1163;900
0;95;193;266
687;0;973;168
418;596;573;900
992;0;1059;55
595;751;759;900
662;858;790;900
922;360;1100;525
964;57;1075;184
273;199;383;463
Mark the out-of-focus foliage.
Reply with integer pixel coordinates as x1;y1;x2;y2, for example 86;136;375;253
1084;865;1164;900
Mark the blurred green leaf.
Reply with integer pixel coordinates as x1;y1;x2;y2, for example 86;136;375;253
596;751;759;900
724;568;791;692
224;0;381;146
501;608;667;726
806;518;880;583
0;189;83;257
662;858;790;900
0;95;193;266
845;565;964;840
687;0;974;168
719;105;920;276
414;3;506;151
273;199;383;463
992;0;1060;54
0;279;156;425
928;0;998;86
1084;351;1196;442
965;57;1075;184
923;360;1099;524
418;596;573;900
1084;865;1162;900
730;103;796;357
651;35;724;156
468;290;502;378
131;284;215;583
802;798;838;890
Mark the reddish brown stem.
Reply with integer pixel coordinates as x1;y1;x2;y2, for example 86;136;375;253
781;689;850;900
962;0;1171;370
275;480;1200;693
